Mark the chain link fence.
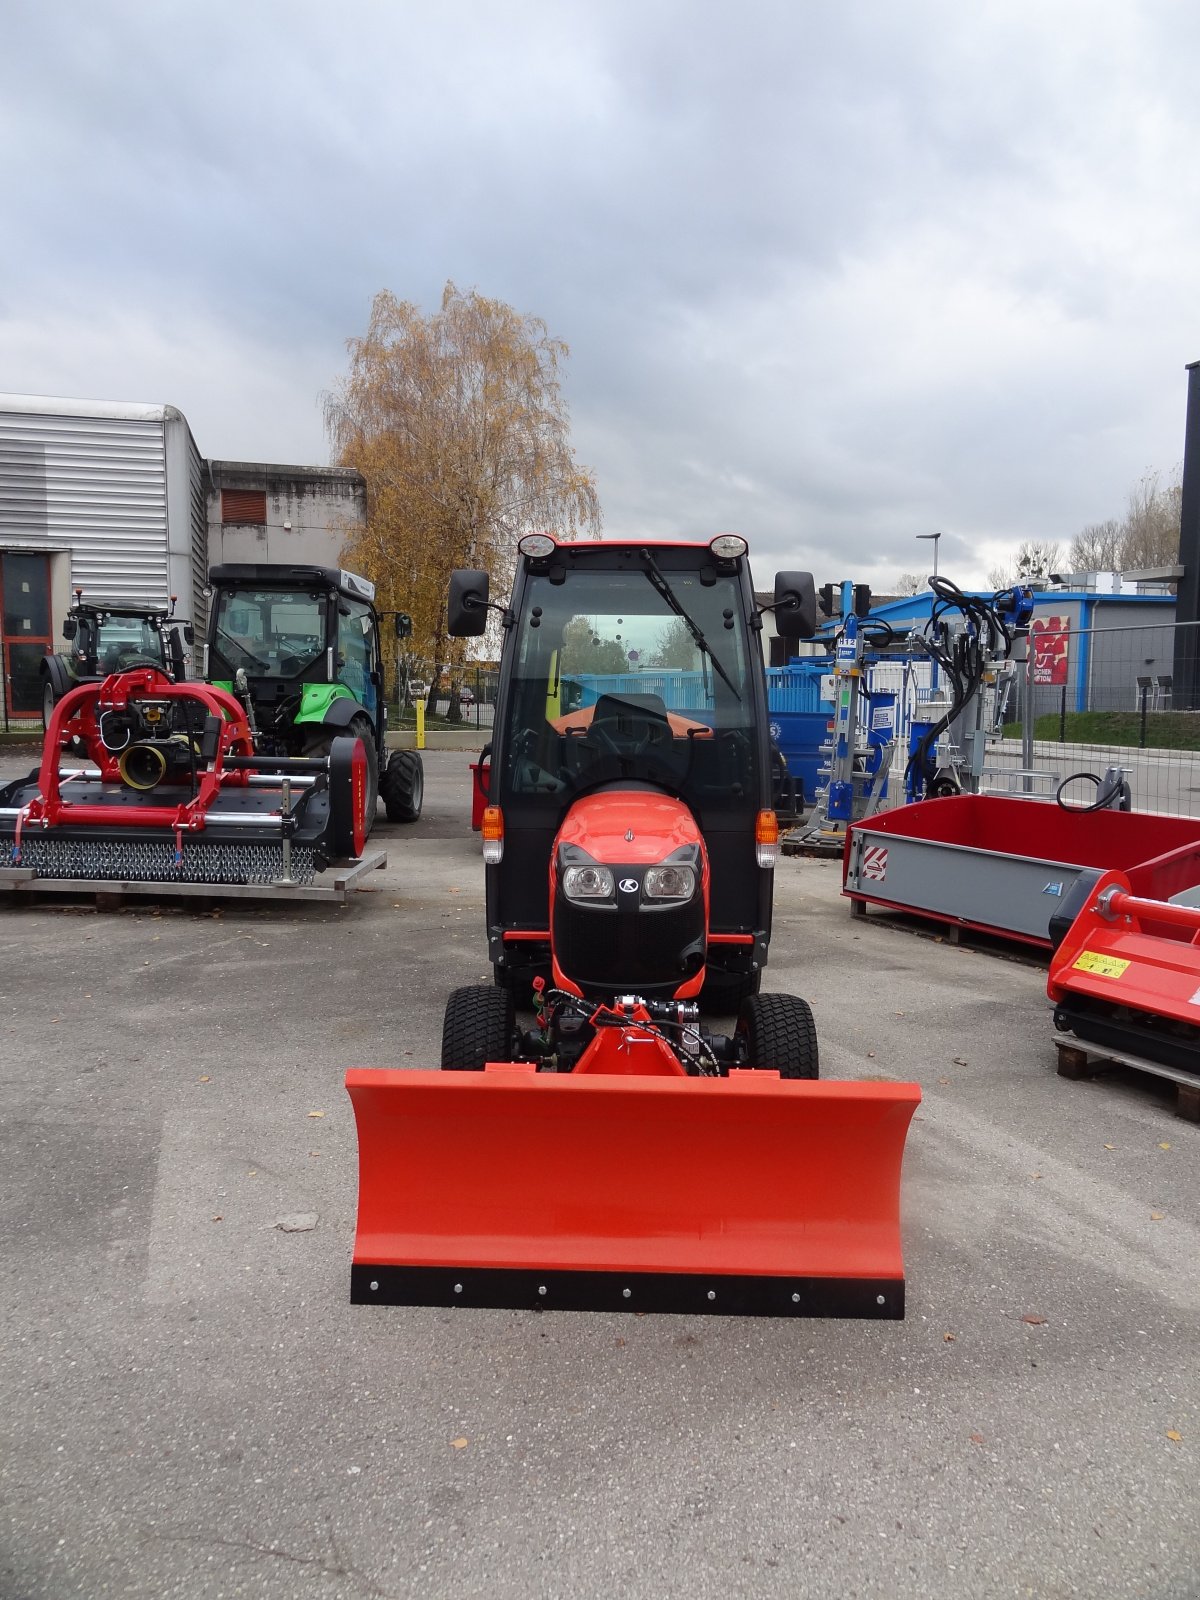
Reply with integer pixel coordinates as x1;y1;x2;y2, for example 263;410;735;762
985;618;1200;817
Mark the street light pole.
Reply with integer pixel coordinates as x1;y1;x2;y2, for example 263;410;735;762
917;531;942;578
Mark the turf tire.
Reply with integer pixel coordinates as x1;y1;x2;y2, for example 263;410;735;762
441;984;515;1071
380;748;424;823
735;992;819;1079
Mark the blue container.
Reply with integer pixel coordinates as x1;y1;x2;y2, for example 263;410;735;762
765;663;832;807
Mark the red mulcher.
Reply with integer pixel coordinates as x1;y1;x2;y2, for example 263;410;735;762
0;666;369;886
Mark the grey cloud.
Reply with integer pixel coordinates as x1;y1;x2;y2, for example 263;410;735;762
4;0;1200;586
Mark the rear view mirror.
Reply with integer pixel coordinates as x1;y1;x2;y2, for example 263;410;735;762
448;569;490;637
394;612;413;640
62;618;78;641
773;571;817;640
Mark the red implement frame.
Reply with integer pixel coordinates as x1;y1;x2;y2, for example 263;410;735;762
12;670;253;850
1049;869;1200;1029
346;1064;921;1318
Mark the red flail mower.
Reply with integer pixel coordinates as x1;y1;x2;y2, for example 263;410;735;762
0;666;369;886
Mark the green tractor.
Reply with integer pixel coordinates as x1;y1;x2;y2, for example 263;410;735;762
203;563;423;828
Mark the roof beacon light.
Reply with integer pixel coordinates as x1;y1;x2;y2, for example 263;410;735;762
755;809;780;869
518;534;557;559
710;534;748;560
481;805;505;865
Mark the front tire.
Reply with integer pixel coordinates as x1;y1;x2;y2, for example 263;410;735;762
441;984;515;1071
380;748;424;823
735;992;819;1079
42;678;57;732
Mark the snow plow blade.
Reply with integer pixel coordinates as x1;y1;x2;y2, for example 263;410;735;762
346;1067;921;1319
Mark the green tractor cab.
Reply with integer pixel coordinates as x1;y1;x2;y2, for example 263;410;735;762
203;563;423;829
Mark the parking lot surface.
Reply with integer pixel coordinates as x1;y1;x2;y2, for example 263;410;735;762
1;747;1197;1599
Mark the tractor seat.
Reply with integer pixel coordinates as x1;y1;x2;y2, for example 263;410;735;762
591;692;671;731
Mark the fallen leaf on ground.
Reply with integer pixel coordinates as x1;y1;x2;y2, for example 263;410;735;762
211;1215;223;1223
1166;1430;1182;1443
1104;1143;1115;1150
307;1110;325;1119
614;1337;626;1348
198;1076;211;1083
969;1433;985;1445
1159;1142;1172;1151
953;1057;969;1066
937;1077;950;1085
943;1332;956;1343
867;1051;876;1059
1021;1314;1047;1326
1030;1172;1043;1180
451;1437;469;1450
1151;1211;1166;1221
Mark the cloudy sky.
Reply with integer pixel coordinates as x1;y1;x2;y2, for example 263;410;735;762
4;0;1199;589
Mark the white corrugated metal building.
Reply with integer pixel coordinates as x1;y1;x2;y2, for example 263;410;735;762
0;395;207;720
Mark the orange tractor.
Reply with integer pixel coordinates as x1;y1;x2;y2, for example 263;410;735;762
347;535;921;1317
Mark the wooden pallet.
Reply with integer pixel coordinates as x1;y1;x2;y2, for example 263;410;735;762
1053;1032;1200;1123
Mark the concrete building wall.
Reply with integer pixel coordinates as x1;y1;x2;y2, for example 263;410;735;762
206;461;366;570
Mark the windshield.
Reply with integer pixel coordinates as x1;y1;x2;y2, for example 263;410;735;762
502;565;760;810
81;615;166;670
211;588;326;679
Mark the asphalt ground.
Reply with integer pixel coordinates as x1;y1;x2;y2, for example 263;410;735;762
0;746;1197;1600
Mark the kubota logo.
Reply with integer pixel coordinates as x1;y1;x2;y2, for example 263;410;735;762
618;878;638;894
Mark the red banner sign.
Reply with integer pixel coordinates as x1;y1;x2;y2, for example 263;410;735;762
1031;614;1070;687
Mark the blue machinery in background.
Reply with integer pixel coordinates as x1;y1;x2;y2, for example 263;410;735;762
767;578;1034;847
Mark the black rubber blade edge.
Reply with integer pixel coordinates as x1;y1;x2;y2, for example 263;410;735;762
351;1265;905;1319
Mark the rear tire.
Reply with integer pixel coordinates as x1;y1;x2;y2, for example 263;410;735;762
380;748;424;823
442;984;515;1071
735;992;819;1079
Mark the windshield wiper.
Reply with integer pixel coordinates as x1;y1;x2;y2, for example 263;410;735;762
639;548;741;702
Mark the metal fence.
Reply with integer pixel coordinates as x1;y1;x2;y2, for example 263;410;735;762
985;618;1200;818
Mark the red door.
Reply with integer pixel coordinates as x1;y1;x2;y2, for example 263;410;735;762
1;553;52;717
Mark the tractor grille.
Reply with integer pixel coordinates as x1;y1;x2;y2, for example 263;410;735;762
553;892;705;998
1;833;317;886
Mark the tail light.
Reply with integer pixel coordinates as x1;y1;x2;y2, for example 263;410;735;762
481;805;504;864
756;809;780;868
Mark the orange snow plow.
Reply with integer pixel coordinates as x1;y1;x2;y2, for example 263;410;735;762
347;1064;920;1317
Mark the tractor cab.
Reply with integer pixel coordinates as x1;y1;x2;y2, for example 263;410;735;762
450;535;815;1004
204;564;385;754
41;595;193;728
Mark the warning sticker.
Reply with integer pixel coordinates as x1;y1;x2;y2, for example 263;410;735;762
861;845;888;882
1073;950;1130;978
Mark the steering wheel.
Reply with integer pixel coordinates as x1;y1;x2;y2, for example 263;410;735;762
587;714;672;759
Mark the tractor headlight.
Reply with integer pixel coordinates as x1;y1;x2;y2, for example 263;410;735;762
643;864;696;900
562;864;614;900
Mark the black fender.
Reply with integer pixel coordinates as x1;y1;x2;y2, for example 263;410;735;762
319;696;375;737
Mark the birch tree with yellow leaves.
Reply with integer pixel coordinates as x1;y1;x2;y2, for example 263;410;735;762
325;283;601;714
